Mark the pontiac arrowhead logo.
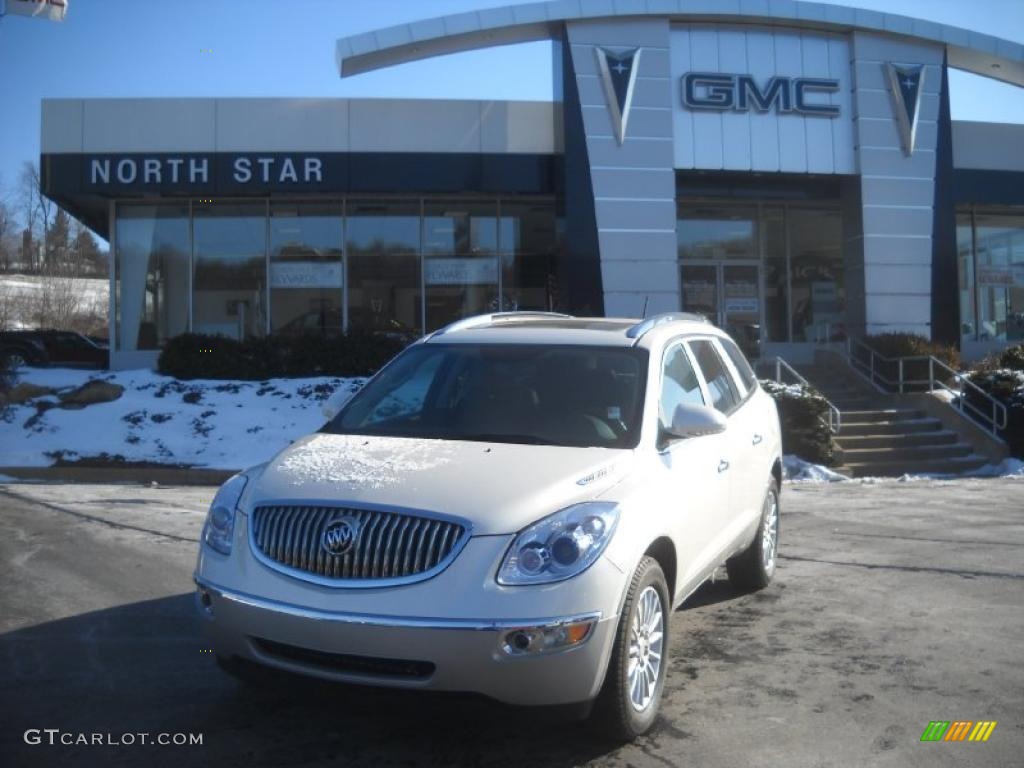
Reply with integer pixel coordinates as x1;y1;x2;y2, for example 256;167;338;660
595;46;642;145
885;63;926;155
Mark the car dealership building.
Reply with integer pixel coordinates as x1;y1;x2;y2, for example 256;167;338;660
40;0;1024;369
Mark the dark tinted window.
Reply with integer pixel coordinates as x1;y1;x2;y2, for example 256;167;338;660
328;344;647;448
688;339;740;414
718;337;758;393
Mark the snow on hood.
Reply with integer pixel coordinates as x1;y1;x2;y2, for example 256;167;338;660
250;433;632;535
275;434;460;490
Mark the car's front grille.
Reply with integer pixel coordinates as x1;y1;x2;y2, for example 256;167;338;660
252;637;435;680
250;505;467;585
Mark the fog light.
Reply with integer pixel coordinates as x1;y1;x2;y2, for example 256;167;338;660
500;617;596;657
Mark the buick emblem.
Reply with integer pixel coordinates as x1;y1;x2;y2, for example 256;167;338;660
321;517;360;556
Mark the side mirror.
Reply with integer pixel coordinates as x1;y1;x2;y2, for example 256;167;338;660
662;402;728;442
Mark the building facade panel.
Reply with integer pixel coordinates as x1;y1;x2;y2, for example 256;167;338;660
41;99;83;153
82;99;216;152
670;25;855;173
215;99;350;152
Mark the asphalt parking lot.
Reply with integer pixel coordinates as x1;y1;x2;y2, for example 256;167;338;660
0;477;1021;767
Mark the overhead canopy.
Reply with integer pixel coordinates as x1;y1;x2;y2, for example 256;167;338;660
336;0;1024;88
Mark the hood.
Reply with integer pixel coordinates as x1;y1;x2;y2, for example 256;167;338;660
248;433;633;535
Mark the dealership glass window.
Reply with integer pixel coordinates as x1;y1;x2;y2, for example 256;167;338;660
787;208;844;343
192;203;267;340
346;199;421;335
269;204;343;335
114;204;190;351
423;200;499;331
677;205;758;260
761;207;788;343
499;200;556;312
676;201;842;345
957;213;976;339
972;212;1024;341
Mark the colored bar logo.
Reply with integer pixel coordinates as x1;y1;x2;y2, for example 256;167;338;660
920;721;997;742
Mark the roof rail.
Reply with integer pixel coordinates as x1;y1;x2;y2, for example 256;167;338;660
625;312;708;340
429;311;573;338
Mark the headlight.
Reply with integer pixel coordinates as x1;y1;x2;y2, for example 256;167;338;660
497;502;619;585
202;473;248;555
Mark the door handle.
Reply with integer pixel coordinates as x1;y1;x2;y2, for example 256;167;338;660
718;459;730;473
752;433;763;445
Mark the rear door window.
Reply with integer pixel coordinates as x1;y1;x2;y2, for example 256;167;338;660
688;339;740;414
717;337;758;394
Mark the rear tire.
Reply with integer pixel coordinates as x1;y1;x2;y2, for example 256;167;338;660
593;556;670;740
726;479;780;591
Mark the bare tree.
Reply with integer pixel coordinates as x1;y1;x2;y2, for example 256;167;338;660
0;200;11;273
17;162;40;272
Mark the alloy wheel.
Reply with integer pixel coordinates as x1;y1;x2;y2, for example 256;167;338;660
627;585;665;712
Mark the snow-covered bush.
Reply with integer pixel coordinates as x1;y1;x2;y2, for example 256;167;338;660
966;367;1024;458
759;380;834;465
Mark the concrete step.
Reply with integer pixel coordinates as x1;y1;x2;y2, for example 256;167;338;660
839;454;990;478
840;418;945;436
831;397;875;410
835;431;960;450
843;408;927;422
838;442;975;462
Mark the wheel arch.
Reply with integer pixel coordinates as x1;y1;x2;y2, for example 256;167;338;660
642;537;677;605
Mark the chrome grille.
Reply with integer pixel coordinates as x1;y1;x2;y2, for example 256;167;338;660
250;505;467;585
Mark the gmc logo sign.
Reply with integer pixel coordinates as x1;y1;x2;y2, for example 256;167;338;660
681;72;840;117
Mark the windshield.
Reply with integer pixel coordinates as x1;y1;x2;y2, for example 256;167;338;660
325;343;648;448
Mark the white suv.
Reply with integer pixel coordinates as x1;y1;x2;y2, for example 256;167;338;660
195;312;782;738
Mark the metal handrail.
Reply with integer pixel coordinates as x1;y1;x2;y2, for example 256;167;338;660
766;356;842;435
845;337;1008;437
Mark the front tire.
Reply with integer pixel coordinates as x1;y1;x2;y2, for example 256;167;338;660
594;556;670;740
726;479;780;591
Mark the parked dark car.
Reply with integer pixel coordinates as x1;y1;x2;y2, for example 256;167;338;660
0;330;109;370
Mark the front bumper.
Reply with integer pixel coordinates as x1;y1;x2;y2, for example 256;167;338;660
196;578;617;706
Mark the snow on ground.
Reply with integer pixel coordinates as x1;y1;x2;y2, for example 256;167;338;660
782;455;851;483
783;454;1024;484
0;368;364;469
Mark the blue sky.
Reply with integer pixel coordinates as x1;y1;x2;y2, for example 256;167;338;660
0;0;1022;236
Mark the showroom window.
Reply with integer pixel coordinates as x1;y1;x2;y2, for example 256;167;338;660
500;201;557;312
423;200;499;331
111;197;558;350
787;207;844;343
346;199;422;336
958;209;1024;341
192;203;268;340
269;204;343;335
114;204;190;351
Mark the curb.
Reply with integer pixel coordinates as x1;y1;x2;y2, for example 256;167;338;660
0;466;236;486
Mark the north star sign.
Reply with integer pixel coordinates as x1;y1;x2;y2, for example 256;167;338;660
681;72;840;117
88;155;324;186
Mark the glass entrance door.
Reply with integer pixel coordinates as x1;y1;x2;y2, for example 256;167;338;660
680;263;762;358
